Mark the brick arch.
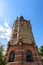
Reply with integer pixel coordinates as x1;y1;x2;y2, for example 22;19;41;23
26;50;33;62
8;51;15;62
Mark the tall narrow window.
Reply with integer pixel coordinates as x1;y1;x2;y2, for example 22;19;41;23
13;34;17;39
26;51;32;62
9;51;15;62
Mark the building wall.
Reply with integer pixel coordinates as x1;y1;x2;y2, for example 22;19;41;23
5;43;42;65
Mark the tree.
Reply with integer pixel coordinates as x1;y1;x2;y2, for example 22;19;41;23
39;46;43;61
0;46;6;65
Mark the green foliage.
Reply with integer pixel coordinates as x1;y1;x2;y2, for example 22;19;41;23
0;46;7;65
0;46;3;60
39;46;43;61
39;46;43;56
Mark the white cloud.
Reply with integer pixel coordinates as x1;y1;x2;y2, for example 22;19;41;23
0;25;4;32
0;22;11;41
4;22;9;28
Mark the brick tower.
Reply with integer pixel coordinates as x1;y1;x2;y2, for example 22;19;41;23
5;16;42;65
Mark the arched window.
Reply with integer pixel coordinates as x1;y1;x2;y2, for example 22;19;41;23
26;51;33;62
8;51;15;62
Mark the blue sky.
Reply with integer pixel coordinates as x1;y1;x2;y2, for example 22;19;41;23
0;0;43;50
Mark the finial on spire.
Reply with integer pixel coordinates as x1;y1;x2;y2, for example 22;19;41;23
16;17;18;20
19;16;24;20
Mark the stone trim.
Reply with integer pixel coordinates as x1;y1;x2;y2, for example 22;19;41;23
33;56;40;58
33;51;38;52
16;50;38;52
16;49;24;52
9;43;35;46
15;55;25;57
15;54;40;58
5;55;40;59
8;61;43;64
